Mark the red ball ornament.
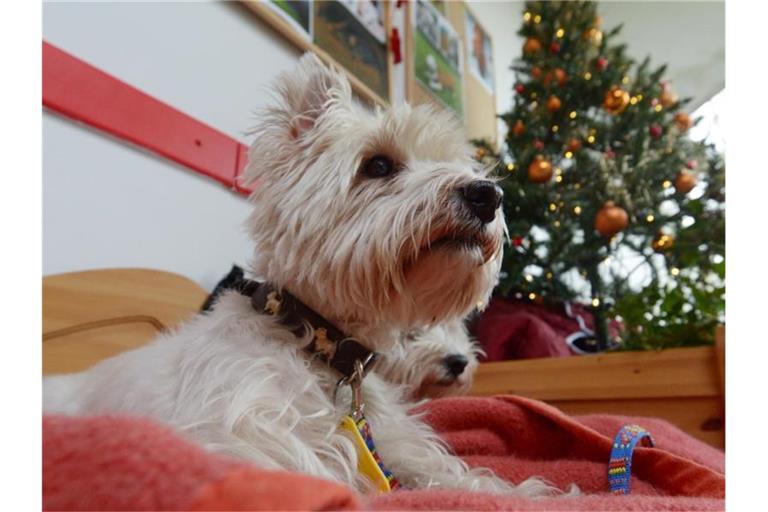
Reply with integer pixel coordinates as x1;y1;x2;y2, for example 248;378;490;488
649;124;663;138
595;56;608;71
515;83;525;94
512;236;524;247
549;41;561;54
686;160;698;169
533;139;545;150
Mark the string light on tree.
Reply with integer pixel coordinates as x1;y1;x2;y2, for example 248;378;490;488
652;232;675;252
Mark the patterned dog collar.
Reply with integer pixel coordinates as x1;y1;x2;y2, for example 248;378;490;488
608;424;655;494
233;279;378;381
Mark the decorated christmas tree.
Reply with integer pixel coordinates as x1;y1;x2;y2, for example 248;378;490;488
474;1;725;351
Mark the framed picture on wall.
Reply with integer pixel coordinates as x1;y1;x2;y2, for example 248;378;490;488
264;0;312;40
244;0;390;106
412;0;463;116
313;0;390;102
465;8;494;94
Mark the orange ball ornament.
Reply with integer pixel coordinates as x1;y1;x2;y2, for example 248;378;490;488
547;95;562;112
523;37;543;55
603;86;630;115
674;171;697;194
544;68;568;87
531;66;543;80
674;112;692;132
594;201;629;237
512;120;526;137
528;156;553;183
660;89;678;108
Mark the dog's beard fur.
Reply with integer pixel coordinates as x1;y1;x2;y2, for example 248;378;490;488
377;320;482;400
242;54;504;344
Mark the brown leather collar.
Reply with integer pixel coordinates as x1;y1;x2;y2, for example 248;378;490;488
234;280;378;380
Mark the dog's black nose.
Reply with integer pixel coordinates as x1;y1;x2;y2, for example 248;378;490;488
461;180;503;224
443;354;469;377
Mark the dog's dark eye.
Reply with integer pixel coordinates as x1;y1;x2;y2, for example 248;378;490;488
362;155;395;179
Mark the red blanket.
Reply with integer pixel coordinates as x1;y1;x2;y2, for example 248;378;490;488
43;396;724;511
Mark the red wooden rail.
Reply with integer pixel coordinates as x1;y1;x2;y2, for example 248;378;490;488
42;40;252;195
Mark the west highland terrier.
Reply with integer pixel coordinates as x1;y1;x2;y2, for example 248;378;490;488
378;320;481;400
44;54;557;496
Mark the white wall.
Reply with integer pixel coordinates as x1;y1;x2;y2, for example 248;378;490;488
43;2;302;290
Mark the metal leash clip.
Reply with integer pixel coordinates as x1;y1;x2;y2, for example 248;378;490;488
334;352;377;420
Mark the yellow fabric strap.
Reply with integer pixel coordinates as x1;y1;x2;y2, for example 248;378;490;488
339;415;392;493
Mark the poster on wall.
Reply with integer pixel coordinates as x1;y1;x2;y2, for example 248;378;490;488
465;9;494;94
313;0;389;101
429;0;447;15
413;0;463;116
265;0;312;39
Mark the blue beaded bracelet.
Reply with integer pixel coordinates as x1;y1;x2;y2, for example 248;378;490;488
608;424;655;494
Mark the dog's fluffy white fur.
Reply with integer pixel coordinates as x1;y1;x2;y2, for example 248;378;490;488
378;321;481;400
43;54;558;496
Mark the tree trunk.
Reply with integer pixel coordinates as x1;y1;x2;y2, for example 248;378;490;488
586;261;610;351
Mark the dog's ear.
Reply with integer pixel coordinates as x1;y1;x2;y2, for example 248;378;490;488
242;53;353;189
275;52;353;138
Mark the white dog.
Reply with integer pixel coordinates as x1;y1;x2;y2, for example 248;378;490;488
44;54;556;496
378;321;481;400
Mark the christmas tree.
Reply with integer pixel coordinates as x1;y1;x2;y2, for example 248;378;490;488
474;1;725;351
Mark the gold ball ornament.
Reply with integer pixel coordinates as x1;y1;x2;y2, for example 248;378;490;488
582;27;603;46
523;37;543;55
603;86;630;115
528;156;554;183
512;119;526;137
674;112;692;132
475;147;486;160
547;95;562;112
652;232;675;252
674;171;697;194
594;201;629;237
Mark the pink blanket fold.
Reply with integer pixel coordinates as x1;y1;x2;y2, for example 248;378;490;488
43;395;724;511
369;396;724;510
